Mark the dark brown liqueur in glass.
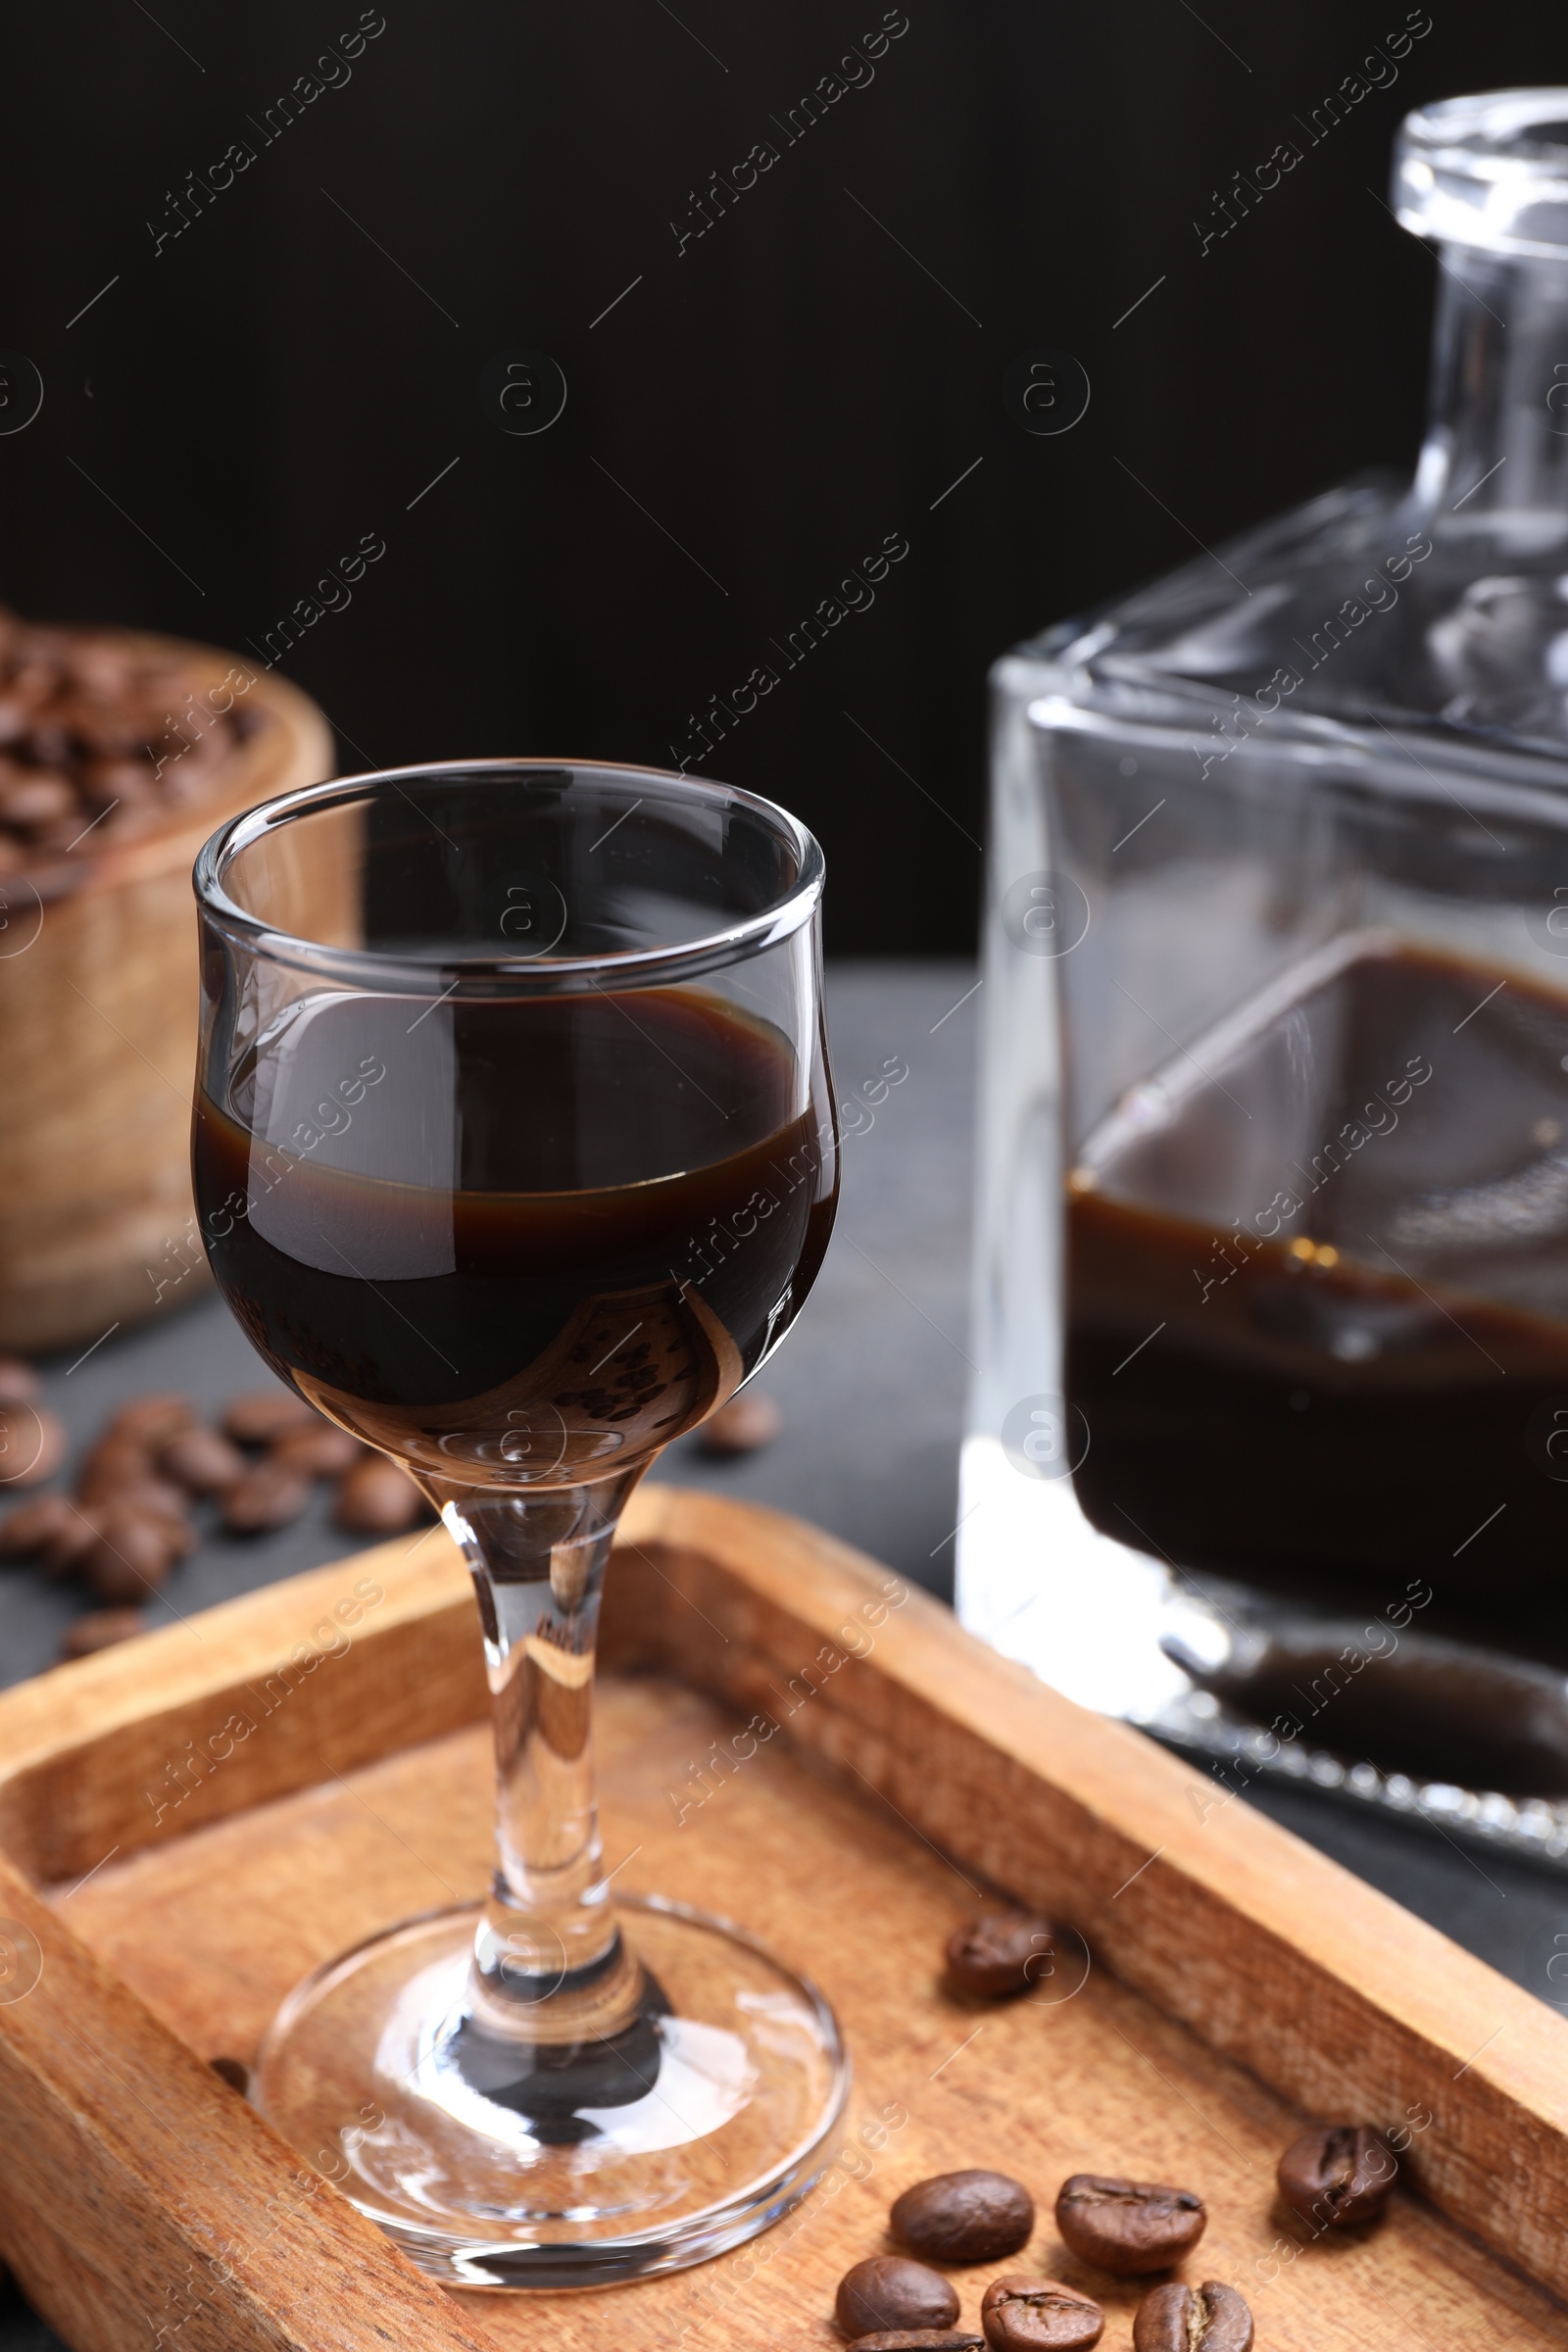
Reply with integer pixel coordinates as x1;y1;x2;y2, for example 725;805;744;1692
193;989;835;1486
1066;945;1568;1624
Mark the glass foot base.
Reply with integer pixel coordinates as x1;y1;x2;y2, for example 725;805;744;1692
251;1893;851;2287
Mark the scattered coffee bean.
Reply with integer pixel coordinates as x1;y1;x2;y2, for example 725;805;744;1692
333;1455;426;1533
221;1390;318;1446
76;1433;180;1505
82;1508;184;1601
837;2258;960;2338
848;2335;985;2352
0;1357;38;1407
272;1423;365;1478
41;1503;102;1575
59;1607;145;1660
1277;2124;1396;2229
160;1425;248;1495
1133;2281;1252;2352
221;1460;314;1534
892;2171;1035;2264
980;2274;1103;2351
209;2055;250;2094
4;1405;66;1488
105;1394;194;1448
1055;2175;1204;2276
699;1391;783;1457
0;1492;75;1560
945;1909;1057;1999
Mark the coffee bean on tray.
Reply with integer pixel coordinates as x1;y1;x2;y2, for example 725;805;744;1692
1277;2124;1396;2229
837;2258;960;2338
892;2172;1035;2264
60;1607;145;1661
699;1392;782;1456
1055;2176;1204;2276
333;1456;426;1533
221;1390;318;1446
271;1422;365;1478
221;1460;313;1534
160;1425;248;1495
849;2335;985;2352
945;1910;1057;1999
0;1356;38;1407
980;2275;1103;2351
209;2055;250;2094
1134;2281;1253;2352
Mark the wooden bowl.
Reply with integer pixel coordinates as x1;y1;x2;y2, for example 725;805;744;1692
0;630;332;1354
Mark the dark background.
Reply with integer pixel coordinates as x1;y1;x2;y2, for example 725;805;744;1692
5;0;1568;953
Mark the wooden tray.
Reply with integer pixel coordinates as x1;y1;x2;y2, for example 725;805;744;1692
0;1489;1565;2352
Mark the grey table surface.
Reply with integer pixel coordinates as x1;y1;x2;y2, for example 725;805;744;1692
1;959;1566;2344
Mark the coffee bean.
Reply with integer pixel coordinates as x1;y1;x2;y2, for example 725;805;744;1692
271;1423;366;1478
1054;2176;1204;2275
0;1492;75;1560
1277;2124;1396;2229
82;1509;183;1601
0;1356;38;1408
945;1910;1057;1999
836;2258;960;2338
979;2274;1103;2350
333;1456;426;1533
221;1460;313;1534
60;1607;145;1661
892;2172;1035;2264
699;1392;783;1456
209;2055;250;2094
1133;2281;1252;2352
105;1394;194;1448
848;2335;985;2352
221;1390;318;1446
160;1426;248;1496
40;1502;102;1575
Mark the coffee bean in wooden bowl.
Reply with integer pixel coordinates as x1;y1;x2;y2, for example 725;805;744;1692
1133;2280;1253;2352
1054;2175;1205;2275
979;2275;1103;2350
837;2257;960;2337
945;1909;1057;1999
1277;2123;1396;2229
892;2171;1035;2263
0;618;331;1356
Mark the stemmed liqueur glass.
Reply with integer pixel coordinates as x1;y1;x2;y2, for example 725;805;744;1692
191;760;845;2286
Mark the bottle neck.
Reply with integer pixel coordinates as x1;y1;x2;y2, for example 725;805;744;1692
1411;245;1568;539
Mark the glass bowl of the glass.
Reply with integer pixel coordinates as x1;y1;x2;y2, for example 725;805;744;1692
191;759;847;2286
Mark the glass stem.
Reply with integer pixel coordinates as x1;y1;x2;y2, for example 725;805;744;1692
430;1469;647;2046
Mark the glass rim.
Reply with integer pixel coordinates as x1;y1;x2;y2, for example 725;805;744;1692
192;756;825;993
